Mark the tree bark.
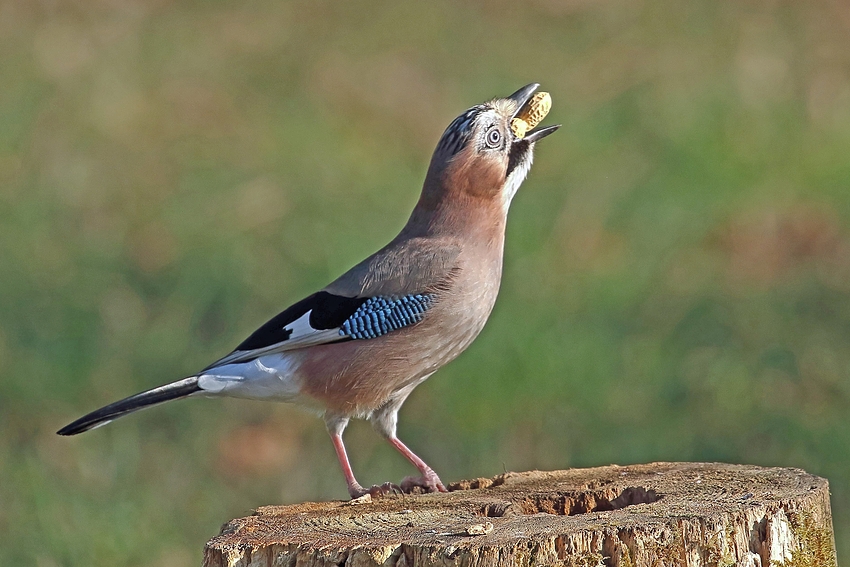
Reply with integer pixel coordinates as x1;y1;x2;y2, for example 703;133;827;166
203;462;836;567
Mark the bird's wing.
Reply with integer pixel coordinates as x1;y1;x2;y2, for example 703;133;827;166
204;238;463;370
204;291;436;368
324;237;463;298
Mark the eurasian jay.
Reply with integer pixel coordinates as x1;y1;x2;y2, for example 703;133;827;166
58;83;559;498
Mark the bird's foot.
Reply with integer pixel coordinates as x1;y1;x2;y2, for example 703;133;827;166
400;472;448;494
348;482;402;500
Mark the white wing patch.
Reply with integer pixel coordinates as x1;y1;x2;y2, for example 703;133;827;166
206;310;341;368
286;311;323;342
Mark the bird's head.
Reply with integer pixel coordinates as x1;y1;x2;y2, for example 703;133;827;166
422;83;560;215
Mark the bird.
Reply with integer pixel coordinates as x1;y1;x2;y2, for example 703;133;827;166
58;83;559;498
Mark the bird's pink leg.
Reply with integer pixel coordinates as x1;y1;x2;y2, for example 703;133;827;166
387;436;447;493
330;432;367;498
330;429;399;499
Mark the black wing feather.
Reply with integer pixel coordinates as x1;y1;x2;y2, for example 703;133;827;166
235;292;367;351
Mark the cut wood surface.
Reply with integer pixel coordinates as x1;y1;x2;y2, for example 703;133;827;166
203;462;836;567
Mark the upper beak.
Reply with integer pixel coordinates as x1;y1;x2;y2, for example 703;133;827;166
507;83;561;143
508;83;540;120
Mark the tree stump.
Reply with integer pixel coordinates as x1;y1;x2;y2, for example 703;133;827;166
203;462;837;567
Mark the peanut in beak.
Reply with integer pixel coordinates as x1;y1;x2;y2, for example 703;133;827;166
510;92;551;140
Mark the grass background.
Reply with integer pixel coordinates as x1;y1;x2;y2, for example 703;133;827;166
2;0;849;564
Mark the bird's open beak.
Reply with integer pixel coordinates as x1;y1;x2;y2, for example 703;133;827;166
507;83;561;143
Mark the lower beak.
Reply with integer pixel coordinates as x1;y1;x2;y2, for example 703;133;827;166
523;124;560;143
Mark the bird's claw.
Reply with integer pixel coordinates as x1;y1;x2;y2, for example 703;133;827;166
348;475;447;499
400;474;448;494
369;482;403;498
349;482;402;500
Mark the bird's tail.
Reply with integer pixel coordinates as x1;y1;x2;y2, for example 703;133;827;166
57;376;201;436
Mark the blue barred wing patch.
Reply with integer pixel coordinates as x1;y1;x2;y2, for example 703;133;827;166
340;294;435;340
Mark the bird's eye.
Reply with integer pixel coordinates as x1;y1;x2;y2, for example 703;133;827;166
485;127;502;149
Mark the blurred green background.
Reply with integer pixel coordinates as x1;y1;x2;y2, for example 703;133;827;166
2;0;849;564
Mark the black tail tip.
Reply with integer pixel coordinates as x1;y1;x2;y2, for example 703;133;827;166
57;418;102;436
